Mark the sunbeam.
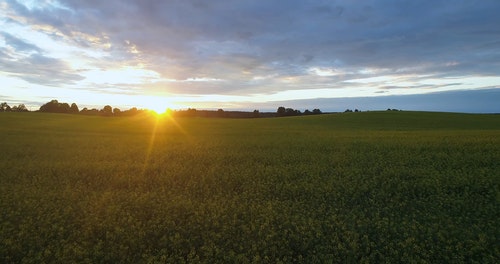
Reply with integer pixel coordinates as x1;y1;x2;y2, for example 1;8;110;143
140;114;162;180
140;113;190;181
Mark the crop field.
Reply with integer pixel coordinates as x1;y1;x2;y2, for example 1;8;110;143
1;111;499;263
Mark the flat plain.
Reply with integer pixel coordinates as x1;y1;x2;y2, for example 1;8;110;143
1;111;499;263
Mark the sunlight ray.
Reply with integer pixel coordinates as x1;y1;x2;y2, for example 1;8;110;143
140;115;162;180
140;113;191;181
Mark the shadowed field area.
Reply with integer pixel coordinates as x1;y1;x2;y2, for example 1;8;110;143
1;112;499;263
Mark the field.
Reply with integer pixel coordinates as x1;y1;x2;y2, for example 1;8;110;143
1;111;499;263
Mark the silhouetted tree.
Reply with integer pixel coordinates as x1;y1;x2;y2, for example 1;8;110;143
80;107;99;115
277;106;302;117
60;103;70;113
113;108;121;116
312;109;322;114
69;103;79;114
122;107;138;116
12;104;28;112
38;99;72;113
277;106;286;117
102;105;113;116
285;108;299;116
253;109;260;118
0;102;11;112
304;109;312;115
39;100;60;112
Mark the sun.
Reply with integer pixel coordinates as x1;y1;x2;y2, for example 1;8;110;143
139;95;175;115
148;103;167;114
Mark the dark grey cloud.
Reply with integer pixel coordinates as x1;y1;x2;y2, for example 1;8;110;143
16;1;500;58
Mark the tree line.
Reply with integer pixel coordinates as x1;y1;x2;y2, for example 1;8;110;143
37;100;151;117
1;99;326;118
276;106;322;117
174;107;323;118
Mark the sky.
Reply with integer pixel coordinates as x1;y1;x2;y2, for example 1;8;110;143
1;0;500;113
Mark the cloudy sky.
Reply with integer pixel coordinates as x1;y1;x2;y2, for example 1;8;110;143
1;0;499;112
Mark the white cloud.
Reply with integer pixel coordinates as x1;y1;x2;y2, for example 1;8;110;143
308;67;345;77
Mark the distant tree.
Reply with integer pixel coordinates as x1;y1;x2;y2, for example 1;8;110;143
69;103;79;114
253;109;260;118
39;100;60;112
60;103;70;113
113;108;121;116
1;102;11;112
277;106;286;117
38;99;72;113
354;109;359;112
122;107;138;116
312;109;322;114
217;108;225;117
102;105;113;116
277;106;302;117
285;108;299;116
12;104;28;112
80;107;99;115
344;109;353;113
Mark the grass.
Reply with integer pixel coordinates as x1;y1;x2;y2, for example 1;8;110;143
1;111;499;263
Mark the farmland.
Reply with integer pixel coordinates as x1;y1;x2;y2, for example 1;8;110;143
1;111;499;263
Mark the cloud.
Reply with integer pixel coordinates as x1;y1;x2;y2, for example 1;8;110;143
9;1;500;76
2;0;500;112
1;32;42;53
0;52;84;85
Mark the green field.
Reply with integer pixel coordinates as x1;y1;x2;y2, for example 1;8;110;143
1;111;499;263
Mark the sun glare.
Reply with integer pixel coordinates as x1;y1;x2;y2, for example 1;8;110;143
148;103;167;114
129;95;173;115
